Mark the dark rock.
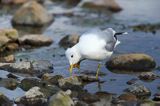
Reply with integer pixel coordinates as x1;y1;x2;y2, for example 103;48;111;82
7;73;18;79
78;92;100;104
12;1;53;26
106;53;156;71
124;84;151;99
81;0;122;13
18;34;53;47
118;93;137;102
48;90;74;106
20;78;41;91
1;0;43;5
0;78;18;90
0;92;13;106
59;34;79;48
153;93;160;101
79;70;106;76
41;73;64;85
138;72;159;81
15;86;47;106
0;54;15;63
126;78;138;85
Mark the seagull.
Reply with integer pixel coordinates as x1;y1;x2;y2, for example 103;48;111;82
65;28;127;79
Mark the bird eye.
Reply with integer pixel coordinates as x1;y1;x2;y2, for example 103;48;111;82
71;55;73;58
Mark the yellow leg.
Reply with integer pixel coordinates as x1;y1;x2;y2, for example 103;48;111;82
69;65;73;76
96;63;101;79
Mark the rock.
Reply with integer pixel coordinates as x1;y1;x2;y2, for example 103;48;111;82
78;92;99;104
41;73;64;85
5;43;19;51
126;78;138;85
106;53;156;71
81;0;122;13
77;74;99;83
0;29;19;48
124;84;151;99
12;1;53;26
138;72;159;81
66;0;81;6
7;73;18;79
59;34;79;48
118;93;137;102
49;90;74;106
0;78;18;90
0;54;15;62
20;78;42;91
15;86;47;106
0;92;13;106
132;23;160;34
1;0;44;4
153;93;160;101
18;34;53;47
79;70;106;76
58;76;83;91
0;60;53;76
20;78;60;97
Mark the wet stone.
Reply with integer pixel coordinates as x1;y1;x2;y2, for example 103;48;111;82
0;54;15;63
0;92;13;106
7;73;19;79
12;1;53;26
15;86;47;106
0;78;18;90
106;53;156;71
118;93;137;102
77;74;99;84
18;34;53;47
124;84;151;99
48;90;74;106
41;73;64;85
59;34;80;48
138;72;159;81
153;93;160;101
126;78;138;85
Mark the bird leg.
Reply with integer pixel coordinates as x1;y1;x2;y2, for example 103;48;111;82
69;64;73;76
96;63;101;79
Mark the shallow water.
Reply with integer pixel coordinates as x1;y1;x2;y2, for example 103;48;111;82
0;0;160;101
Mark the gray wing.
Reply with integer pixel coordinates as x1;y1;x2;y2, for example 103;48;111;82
83;28;117;52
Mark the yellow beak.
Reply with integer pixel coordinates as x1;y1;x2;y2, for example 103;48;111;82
69;62;80;76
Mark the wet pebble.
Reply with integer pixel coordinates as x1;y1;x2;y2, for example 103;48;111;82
118;93;137;102
0;54;15;63
7;73;19;79
0;78;18;90
153;93;160;101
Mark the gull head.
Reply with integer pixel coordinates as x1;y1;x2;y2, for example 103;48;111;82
65;47;81;73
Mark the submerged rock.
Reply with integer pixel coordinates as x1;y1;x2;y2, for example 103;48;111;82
0;92;13;106
15;86;47;106
124;84;151;99
49;90;74;106
81;0;122;13
41;73;64;85
59;34;79;48
0;54;15;63
77;74;99;83
0;78;18;90
126;78;138;85
66;0;81;6
106;53;156;71
7;73;19;79
12;1;53;26
138;72;159;81
18;34;53;47
0;60;53;76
